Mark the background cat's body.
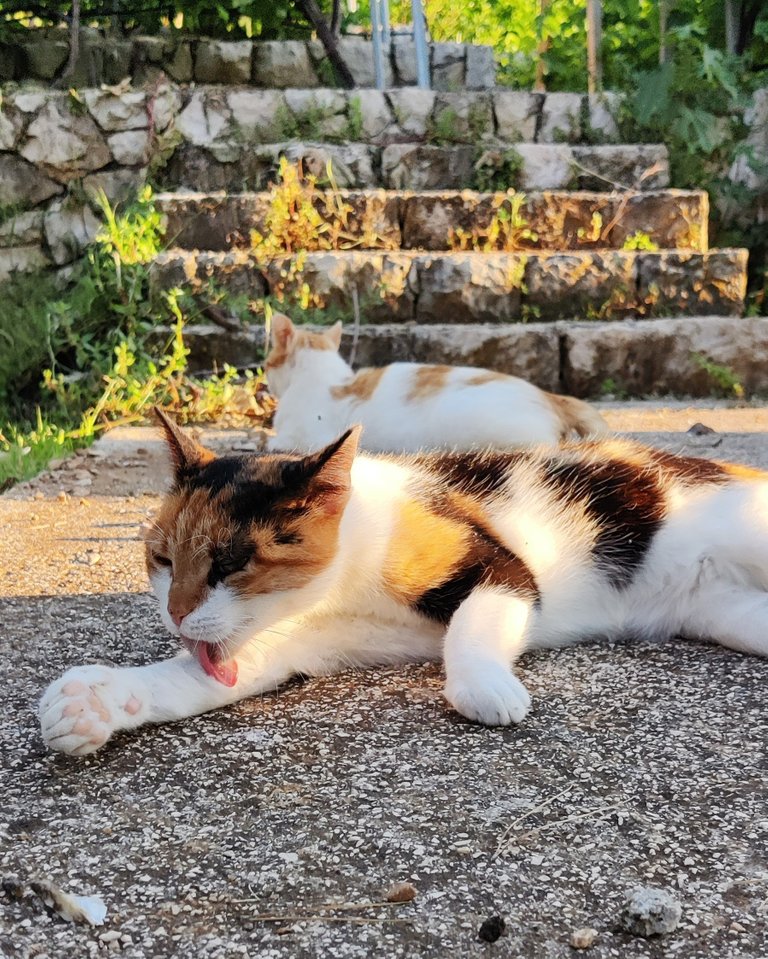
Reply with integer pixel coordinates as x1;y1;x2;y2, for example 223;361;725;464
266;314;607;452
39;420;768;755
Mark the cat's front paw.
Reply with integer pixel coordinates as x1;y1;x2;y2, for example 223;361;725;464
445;664;531;726
39;665;144;756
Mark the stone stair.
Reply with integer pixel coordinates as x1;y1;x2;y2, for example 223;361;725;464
0;53;757;396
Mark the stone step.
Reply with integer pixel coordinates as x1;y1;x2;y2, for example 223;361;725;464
151;248;747;322
171;316;768;399
157;141;669;194
156;188;707;253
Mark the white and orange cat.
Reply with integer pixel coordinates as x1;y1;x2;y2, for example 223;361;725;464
40;410;768;755
265;313;607;452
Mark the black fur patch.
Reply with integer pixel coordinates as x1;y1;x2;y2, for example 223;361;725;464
647;449;729;484
415;526;539;625
542;458;666;587
422;451;518;497
208;538;255;587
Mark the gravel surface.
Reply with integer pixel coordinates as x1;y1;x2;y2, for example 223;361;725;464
2;404;768;958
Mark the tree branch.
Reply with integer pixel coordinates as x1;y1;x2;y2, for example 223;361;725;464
295;0;354;88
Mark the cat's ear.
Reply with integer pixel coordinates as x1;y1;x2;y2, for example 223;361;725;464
154;407;216;480
326;321;343;351
283;426;362;516
270;312;296;352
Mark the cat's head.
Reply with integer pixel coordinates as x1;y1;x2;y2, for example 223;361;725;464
264;313;343;396
145;409;360;686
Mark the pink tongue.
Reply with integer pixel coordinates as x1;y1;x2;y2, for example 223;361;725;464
196;643;239;687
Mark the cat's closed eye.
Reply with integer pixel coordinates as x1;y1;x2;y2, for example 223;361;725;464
154;554;172;568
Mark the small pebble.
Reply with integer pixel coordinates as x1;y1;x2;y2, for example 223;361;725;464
386;882;417;903
478;915;506;943
621;887;681;937
570;927;598;949
98;931;122;943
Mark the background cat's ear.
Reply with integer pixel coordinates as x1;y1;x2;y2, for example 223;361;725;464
270;313;296;352
284;426;362;516
153;407;216;480
326;321;343;351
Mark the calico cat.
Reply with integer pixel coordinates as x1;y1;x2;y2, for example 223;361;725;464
39;411;768;756
266;313;607;452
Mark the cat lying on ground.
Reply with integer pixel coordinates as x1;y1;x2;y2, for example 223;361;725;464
39;411;768;756
266;313;607;452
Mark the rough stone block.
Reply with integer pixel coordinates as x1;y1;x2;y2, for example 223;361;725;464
281;142;377;189
337;36;393;87
0;103;23;151
354;90;395;142
0;210;44;248
107;129;151;166
228;90;287;142
284;89;348;140
587;92;622;142
493;91;541;142
0;245;51;281
102;39;133;85
82;168;145;206
386;89;435;139
465;45;496;90
19;97;111;181
84;90;148;131
539;92;583;143
611;190;708;251
176;90;232;148
515;144;575;190
415;253;525;323
431;42;465;90
22;37;68;80
0;154;63;207
525;251;637;320
382;144;474;189
253;41;319;87
432;92;493;143
573;145;669;190
166;41;193;82
562;316;768;397
638;250;748;316
43;200;102;265
391;36;417;85
195;39;252;84
265;251;414;322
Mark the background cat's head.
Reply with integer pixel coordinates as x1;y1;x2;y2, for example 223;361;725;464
264;313;343;396
145;409;360;678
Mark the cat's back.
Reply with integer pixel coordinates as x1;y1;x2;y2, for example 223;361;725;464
332;362;558;451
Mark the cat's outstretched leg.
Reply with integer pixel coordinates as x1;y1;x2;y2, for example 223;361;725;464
443;587;535;726
39;652;293;756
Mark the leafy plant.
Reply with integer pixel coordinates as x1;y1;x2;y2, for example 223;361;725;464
622;230;659;251
451;191;537;252
472;149;524;192
691;352;745;398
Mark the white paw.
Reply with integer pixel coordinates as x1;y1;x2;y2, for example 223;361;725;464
39;665;144;756
445;662;531;726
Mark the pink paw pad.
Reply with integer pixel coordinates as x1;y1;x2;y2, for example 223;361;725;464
62;681;87;696
73;718;94;736
123;695;142;716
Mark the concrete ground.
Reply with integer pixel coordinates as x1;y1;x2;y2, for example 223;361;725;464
2;402;768;958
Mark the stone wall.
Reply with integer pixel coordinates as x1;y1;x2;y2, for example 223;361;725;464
1;31;495;90
0;82;625;278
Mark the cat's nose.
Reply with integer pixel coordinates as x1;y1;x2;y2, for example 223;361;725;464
168;604;191;627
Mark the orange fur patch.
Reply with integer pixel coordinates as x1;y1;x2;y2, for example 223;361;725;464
330;367;386;402
383;499;470;604
407;365;452;402
719;461;768;481
266;327;338;371
466;371;508;387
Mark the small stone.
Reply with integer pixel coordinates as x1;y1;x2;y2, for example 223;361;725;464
621;887;681;937
570;927;598;949
478;915;506;943
385;882;417;903
57;491;69;502
99;931;122;943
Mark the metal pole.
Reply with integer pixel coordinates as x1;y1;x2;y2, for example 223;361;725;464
411;0;430;89
586;0;602;94
370;0;385;89
381;0;391;51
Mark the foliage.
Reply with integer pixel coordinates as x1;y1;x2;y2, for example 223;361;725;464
251;156;395;256
472;149;524;192
622;230;659;251
0;189;272;489
451;191;537;253
691;352;745;398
